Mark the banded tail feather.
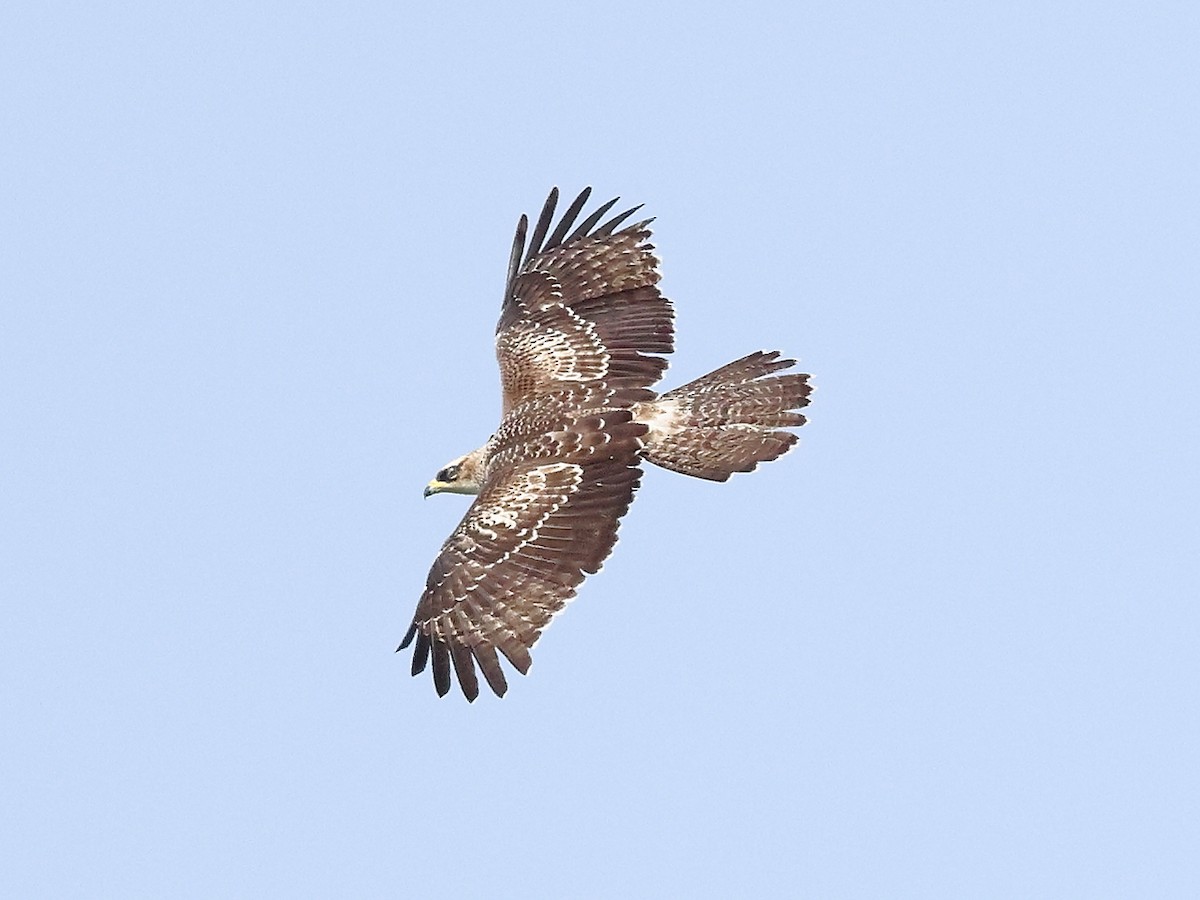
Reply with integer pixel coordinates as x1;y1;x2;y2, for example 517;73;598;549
636;351;812;482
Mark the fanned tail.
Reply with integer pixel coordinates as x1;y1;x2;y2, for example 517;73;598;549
637;351;813;481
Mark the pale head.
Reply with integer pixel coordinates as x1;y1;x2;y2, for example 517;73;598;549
424;447;487;498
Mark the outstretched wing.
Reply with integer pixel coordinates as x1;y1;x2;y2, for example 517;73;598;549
495;187;675;414
399;402;646;700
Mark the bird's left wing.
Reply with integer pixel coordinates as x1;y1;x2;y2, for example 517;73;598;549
495;187;675;415
398;401;646;700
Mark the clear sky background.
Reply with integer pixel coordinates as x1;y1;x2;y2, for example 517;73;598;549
3;2;1198;897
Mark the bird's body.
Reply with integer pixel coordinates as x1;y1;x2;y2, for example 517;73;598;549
400;188;812;700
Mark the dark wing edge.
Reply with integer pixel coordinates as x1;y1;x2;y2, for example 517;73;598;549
503;187;653;312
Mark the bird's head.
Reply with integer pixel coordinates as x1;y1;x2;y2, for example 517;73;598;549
424;450;485;498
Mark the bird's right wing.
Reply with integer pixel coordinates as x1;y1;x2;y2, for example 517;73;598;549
398;402;646;701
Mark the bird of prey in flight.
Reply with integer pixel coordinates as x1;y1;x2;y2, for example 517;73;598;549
399;187;813;700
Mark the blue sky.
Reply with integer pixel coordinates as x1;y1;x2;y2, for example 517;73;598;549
3;2;1198;897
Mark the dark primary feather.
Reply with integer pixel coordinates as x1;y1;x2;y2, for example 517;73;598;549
504;214;529;306
525;188;558;262
568;196;621;242
593;203;645;237
544;187;591;253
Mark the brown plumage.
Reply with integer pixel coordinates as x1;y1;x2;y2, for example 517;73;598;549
400;187;813;700
637;350;813;481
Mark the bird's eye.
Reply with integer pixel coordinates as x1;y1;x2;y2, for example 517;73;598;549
438;464;460;482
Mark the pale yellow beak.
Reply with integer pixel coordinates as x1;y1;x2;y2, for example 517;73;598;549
424;479;480;498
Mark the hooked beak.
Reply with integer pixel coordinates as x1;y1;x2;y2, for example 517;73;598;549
424;481;449;499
